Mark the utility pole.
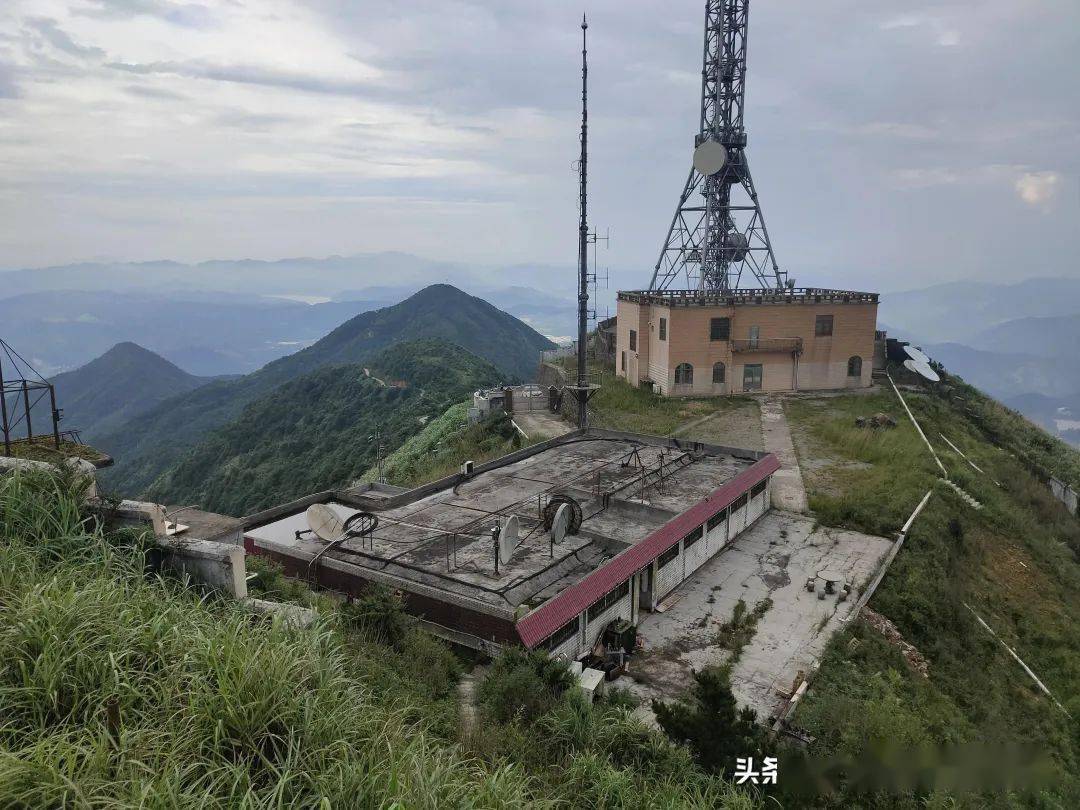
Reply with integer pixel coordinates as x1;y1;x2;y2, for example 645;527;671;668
370;426;386;483
575;14;590;430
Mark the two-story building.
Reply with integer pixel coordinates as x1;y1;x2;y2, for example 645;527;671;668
615;287;880;395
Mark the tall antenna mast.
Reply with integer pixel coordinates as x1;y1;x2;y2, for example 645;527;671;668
650;1;788;292
575;14;590;429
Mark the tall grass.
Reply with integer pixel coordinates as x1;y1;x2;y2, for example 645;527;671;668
0;469;535;807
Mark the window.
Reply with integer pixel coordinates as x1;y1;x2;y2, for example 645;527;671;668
674;363;694;386
629;329;637;351
544;616;580;651
707;508;728;531
712;362;726;384
621;351;626;372
847;356;862;377
658;544;679;568
742;364;763;391
683;527;703;548
587;581;630;621
733;493;749;510
751;481;767;498
815;314;834;337
710;317;731;341
748;325;760;348
658;317;667;341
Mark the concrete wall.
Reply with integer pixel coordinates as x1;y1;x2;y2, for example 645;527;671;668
158;537;248;599
616;298;877;395
1049;477;1079;516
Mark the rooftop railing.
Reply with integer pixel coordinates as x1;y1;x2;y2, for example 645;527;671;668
618;288;878;305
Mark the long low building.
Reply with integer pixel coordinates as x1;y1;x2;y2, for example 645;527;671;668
616;287;880;396
243;429;779;659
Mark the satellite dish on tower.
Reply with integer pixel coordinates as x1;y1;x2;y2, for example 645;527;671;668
904;345;931;365
903;358;940;383
693;138;727;176
307;504;344;543
550;503;570;546
498;515;521;565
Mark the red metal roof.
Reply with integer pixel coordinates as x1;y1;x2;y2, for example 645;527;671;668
515;453;781;649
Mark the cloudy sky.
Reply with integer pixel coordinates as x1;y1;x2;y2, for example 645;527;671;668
0;0;1077;292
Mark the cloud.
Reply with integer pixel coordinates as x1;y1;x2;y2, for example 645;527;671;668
25;17;105;60
1015;171;1061;208
0;63;19;98
77;0;213;29
107;59;383;97
880;12;961;48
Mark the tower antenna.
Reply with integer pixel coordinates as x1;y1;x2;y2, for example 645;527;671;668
566;14;600;428
650;1;788;292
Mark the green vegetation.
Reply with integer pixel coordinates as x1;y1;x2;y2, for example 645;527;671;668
1;467;764;808
715;597;773;663
653;666;764;777
588;371;761;442
98;285;554;496
361;401;538;488
787;378;1080;805
145;339;502;515
3;437;109;467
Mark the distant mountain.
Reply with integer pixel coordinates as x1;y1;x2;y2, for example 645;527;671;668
95;285;554;497
1003;391;1080;449
880;277;1080;344
0;290;383;376
971;314;1080;360
924;342;1080;400
145;339;502;516
50;343;210;440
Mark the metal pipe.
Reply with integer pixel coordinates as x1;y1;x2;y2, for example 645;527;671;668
21;379;32;442
49;384;60;449
0;360;9;455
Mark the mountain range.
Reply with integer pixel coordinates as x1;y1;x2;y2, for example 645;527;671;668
146;339;503;515
93;285;554;497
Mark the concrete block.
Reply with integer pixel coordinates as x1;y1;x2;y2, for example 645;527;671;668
157;536;248;598
244;597;318;629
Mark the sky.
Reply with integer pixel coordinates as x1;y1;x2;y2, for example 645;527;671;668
0;0;1078;293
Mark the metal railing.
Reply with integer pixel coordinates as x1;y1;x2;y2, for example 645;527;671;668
618;288;878;305
730;337;803;354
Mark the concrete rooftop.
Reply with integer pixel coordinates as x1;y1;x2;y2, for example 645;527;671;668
244;432;760;614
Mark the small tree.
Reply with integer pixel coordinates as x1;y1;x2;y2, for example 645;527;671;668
652;665;763;775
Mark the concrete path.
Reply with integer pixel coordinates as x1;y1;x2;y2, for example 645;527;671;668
513;411;572;440
760;397;809;513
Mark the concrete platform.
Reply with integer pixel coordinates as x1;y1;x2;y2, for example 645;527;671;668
625;510;892;722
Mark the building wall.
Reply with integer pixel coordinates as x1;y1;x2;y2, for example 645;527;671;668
615;299;877;395
532;472;775;661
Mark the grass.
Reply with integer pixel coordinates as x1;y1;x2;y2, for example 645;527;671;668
0;467;764;808
787;380;1080;806
3;437;110;466
589;372;760;440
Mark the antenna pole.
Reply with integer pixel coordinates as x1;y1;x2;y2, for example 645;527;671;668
576;14;590;429
0;355;9;456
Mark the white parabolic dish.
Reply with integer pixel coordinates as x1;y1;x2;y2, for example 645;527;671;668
307;503;344;542
903;358;940;383
693;139;727;176
551;503;570;545
904;345;931;365
499;515;521;565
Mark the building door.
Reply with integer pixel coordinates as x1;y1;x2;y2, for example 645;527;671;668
743;364;763;392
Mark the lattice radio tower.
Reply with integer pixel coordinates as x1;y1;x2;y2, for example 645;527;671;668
650;1;788;292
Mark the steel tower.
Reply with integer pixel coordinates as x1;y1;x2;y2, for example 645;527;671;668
650;0;787;292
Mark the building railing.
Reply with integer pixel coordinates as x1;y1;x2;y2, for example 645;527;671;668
731;338;803;354
618;288;878;305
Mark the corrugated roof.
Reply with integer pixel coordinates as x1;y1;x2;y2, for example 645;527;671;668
515;453;780;649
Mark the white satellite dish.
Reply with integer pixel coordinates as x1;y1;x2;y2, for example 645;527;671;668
903;358;940;383
693;139;727;176
498;515;520;566
904;345;931;365
551;503;570;546
307;504;344;543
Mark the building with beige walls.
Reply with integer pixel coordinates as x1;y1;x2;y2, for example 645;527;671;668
615;288;879;396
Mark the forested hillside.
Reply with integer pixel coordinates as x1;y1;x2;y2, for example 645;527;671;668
96;286;553;497
144;340;502;515
49;342;210;439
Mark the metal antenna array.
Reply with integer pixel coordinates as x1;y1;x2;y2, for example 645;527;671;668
565;15;601;428
650;1;788;292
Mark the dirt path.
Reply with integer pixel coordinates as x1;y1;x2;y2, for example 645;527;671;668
761;397;809;513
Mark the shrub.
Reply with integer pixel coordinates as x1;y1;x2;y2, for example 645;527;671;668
476;647;574;725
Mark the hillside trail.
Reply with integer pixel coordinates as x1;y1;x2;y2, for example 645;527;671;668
760;397;809;513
